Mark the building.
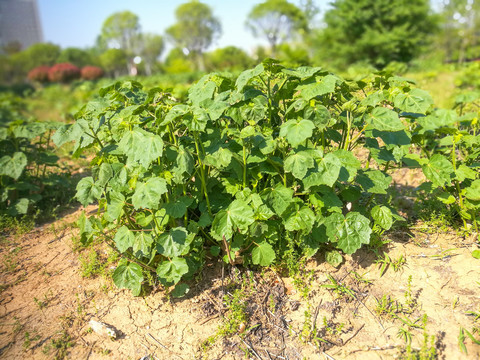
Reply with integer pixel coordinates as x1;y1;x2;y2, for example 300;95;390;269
0;0;43;51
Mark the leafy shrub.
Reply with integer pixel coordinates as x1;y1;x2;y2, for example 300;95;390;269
48;63;80;83
57;60;442;297
0;94;73;217
81;66;104;81
27;66;50;84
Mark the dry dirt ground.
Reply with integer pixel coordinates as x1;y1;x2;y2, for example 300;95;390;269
0;206;479;359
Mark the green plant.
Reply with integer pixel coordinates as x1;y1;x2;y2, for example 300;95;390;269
0;93;73;218
218;288;249;337
42;330;75;359
58;60;438;296
321;273;355;299
411;92;480;232
376;253;406;276
23;331;40;350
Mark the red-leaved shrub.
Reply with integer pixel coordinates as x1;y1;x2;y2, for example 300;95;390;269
48;63;80;83
27;66;50;83
81;66;104;80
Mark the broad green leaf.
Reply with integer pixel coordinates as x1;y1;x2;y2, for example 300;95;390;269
113;260;143;296
76;177;102;206
325;212;372;254
361;91;385;107
371;206;393;230
8;198;29;215
437;192;456;204
184;107;209;132
204;147;233;169
282;66;323;80
97;163;113;187
157;227;193;257
0;152;27;180
13;122;50;140
53;123;83;147
164;200;187;219
251;241;276;266
456;165;477;182
188;77;216;105
394;89;433;114
472;250;480;259
417;109;457;132
133;232;153;256
356;170;392;194
211;199;255;240
421;155;454;188
235;63;264;91
156;257;189;285
335;149;361;182
465;180;480;201
260;184;294;216
132;178;167;209
171;283;190;297
303;152;341;189
325;251;343;267
114;226;135;252
283;206;315;232
284;151;314;180
371;130;411;147
105;192;125;221
176;146;194;175
162;104;189;125
366;107;405;132
279;119;315;147
297;75;337;100
198;213;212;227
118;128;163;168
78;212;94;245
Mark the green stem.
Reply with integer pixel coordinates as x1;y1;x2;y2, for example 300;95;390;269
168;123;178;146
242;143;247;189
194;133;212;216
343;112;352;151
451;139;468;230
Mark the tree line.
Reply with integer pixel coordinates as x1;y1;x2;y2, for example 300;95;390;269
0;0;477;84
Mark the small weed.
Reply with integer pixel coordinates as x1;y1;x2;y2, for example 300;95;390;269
321;274;356;299
42;330;75;359
2;246;22;272
0;215;34;240
322;316;345;336
34;290;53;311
12;317;23;335
23;331;40;351
218;288;248;337
404;275;417;313
350;270;373;285
376;253;406;276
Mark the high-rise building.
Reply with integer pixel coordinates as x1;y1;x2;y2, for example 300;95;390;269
0;0;43;50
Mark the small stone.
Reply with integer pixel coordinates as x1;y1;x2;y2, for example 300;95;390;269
89;319;118;339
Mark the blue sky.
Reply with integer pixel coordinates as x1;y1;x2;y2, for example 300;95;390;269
37;0;326;54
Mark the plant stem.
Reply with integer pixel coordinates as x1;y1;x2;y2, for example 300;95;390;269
193;132;212;216
242;142;247;189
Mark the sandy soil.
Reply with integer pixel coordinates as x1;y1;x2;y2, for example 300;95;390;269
0;203;479;359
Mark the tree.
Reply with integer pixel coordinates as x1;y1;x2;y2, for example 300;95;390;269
58;47;94;68
139;33;164;75
438;0;480;63
100;11;141;52
205;46;253;71
246;0;307;55
317;0;438;69
100;48;128;78
100;11;141;74
166;1;221;70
